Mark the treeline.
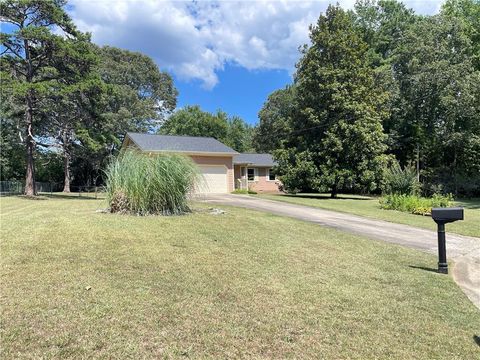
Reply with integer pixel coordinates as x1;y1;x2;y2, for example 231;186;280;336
254;0;480;197
0;0;253;193
1;0;479;197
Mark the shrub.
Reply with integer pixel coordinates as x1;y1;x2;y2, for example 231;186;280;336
382;161;420;195
105;150;199;215
379;193;453;216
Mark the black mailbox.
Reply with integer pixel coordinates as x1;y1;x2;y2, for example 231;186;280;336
432;207;464;223
431;207;464;274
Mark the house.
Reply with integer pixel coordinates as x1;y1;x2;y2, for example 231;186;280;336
233;153;279;192
121;133;280;194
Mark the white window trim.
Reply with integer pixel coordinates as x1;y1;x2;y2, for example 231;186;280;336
247;167;258;182
266;168;276;182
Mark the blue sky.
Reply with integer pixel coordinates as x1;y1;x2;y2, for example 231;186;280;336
175;64;291;123
66;1;443;125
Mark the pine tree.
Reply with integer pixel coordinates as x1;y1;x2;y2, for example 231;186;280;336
0;0;91;195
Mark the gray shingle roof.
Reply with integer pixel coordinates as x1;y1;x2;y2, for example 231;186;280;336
233;153;276;167
125;133;238;154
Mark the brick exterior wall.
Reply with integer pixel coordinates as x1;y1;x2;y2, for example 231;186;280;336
234;165;280;193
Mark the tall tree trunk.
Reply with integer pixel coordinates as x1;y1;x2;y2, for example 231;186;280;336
63;153;71;193
62;130;71;193
330;184;338;199
416;143;420;182
24;93;36;196
24;38;36;196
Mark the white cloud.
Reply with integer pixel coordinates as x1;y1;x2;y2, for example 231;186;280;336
70;0;444;89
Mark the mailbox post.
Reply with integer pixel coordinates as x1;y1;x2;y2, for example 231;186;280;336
431;207;464;274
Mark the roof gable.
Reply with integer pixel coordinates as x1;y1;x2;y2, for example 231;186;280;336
124;133;238;155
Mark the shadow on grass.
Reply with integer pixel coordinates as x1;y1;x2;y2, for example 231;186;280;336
282;193;373;201
46;193;105;200
408;265;439;273
473;335;480;347
9;193;104;201
455;199;480;210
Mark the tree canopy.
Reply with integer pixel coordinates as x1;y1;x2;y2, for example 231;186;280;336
160;105;253;153
0;0;93;195
1;0;479;197
258;0;480;197
1;1;178;190
274;5;389;197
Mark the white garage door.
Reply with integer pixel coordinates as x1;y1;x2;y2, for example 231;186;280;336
197;165;228;194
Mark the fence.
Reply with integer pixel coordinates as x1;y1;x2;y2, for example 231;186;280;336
0;181;104;198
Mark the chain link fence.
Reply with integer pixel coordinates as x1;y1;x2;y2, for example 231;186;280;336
0;181;105;198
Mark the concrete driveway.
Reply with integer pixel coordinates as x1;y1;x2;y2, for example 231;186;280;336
199;194;480;309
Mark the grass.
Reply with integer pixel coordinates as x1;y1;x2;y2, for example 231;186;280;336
1;195;479;358
255;193;480;238
231;189;257;195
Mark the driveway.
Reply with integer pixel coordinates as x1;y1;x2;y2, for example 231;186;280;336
200;194;480;309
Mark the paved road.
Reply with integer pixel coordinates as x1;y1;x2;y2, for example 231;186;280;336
200;194;480;309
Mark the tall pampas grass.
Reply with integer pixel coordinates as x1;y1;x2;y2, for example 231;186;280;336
105;150;200;215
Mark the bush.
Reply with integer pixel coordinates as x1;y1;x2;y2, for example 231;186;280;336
105;150;199;215
379;193;453;216
382;161;420;195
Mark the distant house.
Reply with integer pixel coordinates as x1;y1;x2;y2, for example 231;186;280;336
121;133;280;194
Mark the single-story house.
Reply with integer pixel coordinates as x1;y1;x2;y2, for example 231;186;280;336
121;132;280;194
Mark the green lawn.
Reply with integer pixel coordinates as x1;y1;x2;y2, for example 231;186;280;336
1;196;479;358
255;193;480;238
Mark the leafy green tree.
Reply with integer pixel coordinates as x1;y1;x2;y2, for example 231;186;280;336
67;46;178;187
41;75;105;192
0;0;90;195
160;105;228;140
278;5;388;197
0;117;25;181
442;0;480;70
160;105;253;152
226;116;254;153
253;85;295;153
390;14;480;193
353;0;417;67
97;46;177;136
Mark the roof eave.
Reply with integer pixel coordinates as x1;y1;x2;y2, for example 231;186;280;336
233;162;276;167
145;150;238;156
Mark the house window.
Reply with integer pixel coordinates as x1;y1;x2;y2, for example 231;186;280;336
267;168;275;181
247;168;255;181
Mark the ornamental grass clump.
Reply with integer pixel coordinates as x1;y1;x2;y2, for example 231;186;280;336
382;161;420;195
105;150;199;215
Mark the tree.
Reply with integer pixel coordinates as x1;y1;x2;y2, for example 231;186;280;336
353;0;417;67
160;105;228;139
0;0;89;195
253;85;295;153
160;105;253;152
0;117;25;181
97;46;177;135
442;0;480;70
42;75;105;192
277;5;388;197
390;14;480;194
67;46;178;188
226;116;254;153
